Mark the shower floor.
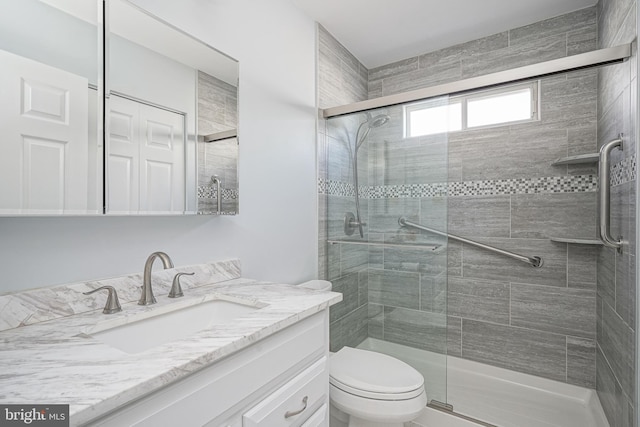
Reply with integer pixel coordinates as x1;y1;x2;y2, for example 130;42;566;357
356;338;609;427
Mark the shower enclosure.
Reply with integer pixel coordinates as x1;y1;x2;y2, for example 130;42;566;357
320;41;633;426
324;101;450;405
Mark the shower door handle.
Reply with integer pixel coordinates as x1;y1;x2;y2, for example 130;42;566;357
598;136;623;250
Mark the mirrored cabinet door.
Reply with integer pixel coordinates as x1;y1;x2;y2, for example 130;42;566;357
106;0;239;215
0;0;239;216
0;0;102;215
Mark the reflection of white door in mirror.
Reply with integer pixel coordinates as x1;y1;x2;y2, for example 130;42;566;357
0;49;89;214
107;95;185;214
0;0;238;216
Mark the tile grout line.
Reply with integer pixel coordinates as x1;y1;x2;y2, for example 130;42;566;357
565;335;569;383
566;242;570;288
509;194;512;240
459;316;463;359
508;282;512;326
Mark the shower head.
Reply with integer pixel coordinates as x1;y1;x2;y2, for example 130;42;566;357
367;113;390;129
355;112;390;149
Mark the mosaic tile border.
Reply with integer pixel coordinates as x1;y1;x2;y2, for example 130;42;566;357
319;154;636;198
319;180;355;197
320;175;597;198
611;154;637;186
445;175;597;197
197;186;239;200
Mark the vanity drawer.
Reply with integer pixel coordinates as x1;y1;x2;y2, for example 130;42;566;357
242;357;328;427
300;404;327;427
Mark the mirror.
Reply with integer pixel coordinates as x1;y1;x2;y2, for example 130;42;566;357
0;0;239;216
107;0;239;215
0;0;102;215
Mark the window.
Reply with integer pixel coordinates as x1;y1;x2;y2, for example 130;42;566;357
405;82;539;138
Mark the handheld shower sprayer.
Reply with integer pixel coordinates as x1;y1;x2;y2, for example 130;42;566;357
344;112;390;238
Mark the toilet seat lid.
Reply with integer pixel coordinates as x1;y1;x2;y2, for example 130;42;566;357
330;347;424;395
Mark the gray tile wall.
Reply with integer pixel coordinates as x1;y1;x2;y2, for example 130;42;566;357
317;25;370;351
368;8;597;98
363;7;602;389
596;0;637;424
197;71;239;214
318;8;637;412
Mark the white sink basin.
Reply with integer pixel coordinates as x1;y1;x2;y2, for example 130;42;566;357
84;298;261;354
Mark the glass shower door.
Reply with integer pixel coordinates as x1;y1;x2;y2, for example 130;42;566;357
323;101;449;405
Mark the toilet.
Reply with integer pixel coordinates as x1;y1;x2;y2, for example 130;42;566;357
329;346;427;427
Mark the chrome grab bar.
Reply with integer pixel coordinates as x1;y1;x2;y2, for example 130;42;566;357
398;217;543;268
598;136;623;250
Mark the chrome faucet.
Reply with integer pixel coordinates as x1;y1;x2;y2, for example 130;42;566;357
83;286;122;314
138;251;174;305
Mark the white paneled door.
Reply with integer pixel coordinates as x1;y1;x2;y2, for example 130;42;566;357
107;95;185;214
0;49;89;214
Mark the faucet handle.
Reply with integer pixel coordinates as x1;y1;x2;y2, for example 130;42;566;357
169;272;194;298
83;286;122;314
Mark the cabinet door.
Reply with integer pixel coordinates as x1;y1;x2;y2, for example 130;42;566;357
242;357;328;427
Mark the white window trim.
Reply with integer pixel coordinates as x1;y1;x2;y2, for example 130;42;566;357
404;81;540;138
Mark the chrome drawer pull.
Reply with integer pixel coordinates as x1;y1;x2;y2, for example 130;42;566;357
284;396;308;419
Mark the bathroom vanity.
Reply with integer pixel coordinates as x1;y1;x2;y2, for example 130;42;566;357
0;259;341;426
89;312;329;426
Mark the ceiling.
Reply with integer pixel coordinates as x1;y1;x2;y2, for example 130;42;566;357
291;0;597;69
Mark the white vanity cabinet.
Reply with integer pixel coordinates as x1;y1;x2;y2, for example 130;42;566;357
84;310;329;427
241;357;327;426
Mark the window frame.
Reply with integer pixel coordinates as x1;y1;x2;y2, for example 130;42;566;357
404;81;540;138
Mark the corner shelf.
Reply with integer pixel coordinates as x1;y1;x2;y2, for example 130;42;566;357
549;237;603;245
551;153;599;166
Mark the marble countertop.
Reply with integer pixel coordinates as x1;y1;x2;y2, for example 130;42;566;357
0;274;341;426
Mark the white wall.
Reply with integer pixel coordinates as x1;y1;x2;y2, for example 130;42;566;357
0;0;319;292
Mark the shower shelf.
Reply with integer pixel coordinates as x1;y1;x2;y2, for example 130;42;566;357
327;240;441;251
551;153;599;165
549;237;603;245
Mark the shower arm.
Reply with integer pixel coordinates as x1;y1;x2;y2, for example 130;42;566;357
398;217;543;268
